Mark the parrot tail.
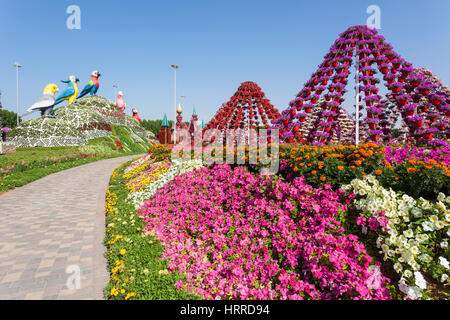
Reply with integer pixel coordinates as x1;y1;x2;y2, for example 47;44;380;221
77;92;88;99
54;99;64;106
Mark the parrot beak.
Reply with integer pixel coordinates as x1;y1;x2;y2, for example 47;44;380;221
98;73;101;77
76;78;80;82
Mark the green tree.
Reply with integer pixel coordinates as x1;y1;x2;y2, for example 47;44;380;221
1;109;22;129
141;119;175;136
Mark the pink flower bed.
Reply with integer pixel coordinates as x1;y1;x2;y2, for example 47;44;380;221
384;144;449;166
138;164;391;300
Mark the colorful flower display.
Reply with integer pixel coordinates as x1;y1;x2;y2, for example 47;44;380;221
343;175;450;299
104;138;450;300
138;164;391;300
127;158;204;209
204;81;281;143
273;25;449;145
275;143;449;199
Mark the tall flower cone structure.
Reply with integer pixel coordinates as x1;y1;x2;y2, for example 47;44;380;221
204;81;281;141
296;97;356;144
273;25;449;144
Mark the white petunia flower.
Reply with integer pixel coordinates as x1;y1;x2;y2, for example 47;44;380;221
429;215;439;223
439;256;450;269
403;270;412;278
441;274;449;283
422;201;431;210
435;221;445;230
412;262;420;271
438;193;446;202
414;271;427;290
411;207;423;218
406;286;422;300
422;221;434;232
403;229;414;238
445;214;450;223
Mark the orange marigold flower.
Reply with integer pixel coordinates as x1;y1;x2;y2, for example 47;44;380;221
407;167;416;173
375;169;382;175
311;170;317;175
338;166;344;171
320;175;326;181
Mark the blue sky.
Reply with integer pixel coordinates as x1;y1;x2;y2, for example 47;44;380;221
0;0;449;124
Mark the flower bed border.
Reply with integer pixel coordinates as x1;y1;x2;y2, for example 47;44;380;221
103;160;199;300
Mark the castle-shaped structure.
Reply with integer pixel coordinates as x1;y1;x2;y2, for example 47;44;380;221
189;107;200;142
158;113;172;144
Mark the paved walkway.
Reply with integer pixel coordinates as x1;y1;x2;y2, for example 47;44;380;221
0;155;139;300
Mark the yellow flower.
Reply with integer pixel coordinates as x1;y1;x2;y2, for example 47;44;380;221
120;249;127;255
125;292;136;300
110;286;119;296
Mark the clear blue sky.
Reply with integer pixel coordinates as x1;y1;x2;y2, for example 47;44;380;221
1;0;449;123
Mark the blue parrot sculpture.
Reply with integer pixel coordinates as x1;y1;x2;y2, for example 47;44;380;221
77;70;101;99
54;75;80;106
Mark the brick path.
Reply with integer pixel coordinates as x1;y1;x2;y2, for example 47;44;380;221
0;155;139;300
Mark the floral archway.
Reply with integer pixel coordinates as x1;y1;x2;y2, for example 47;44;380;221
273;25;449;145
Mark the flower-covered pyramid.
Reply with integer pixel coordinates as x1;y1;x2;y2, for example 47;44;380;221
273;25;449;144
295;97;356;144
204;81;281;136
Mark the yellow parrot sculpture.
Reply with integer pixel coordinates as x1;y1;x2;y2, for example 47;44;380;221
54;75;80;106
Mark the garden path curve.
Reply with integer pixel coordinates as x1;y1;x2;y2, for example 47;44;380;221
0;155;140;300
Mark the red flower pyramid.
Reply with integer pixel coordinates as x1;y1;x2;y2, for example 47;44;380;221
204;81;281;135
273;25;449;144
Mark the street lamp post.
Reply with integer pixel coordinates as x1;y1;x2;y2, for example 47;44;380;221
354;48;360;146
13;62;22;126
171;64;179;143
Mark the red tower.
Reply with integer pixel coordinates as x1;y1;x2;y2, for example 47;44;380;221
158;113;172;144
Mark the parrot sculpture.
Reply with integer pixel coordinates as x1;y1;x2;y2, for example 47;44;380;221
24;84;59;118
77;70;101;99
54;75;80;106
132;108;142;122
116;91;126;113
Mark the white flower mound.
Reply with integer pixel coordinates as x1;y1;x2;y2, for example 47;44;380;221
343;176;450;300
127;159;204;209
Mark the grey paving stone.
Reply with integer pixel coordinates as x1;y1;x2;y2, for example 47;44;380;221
0;155;139;299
